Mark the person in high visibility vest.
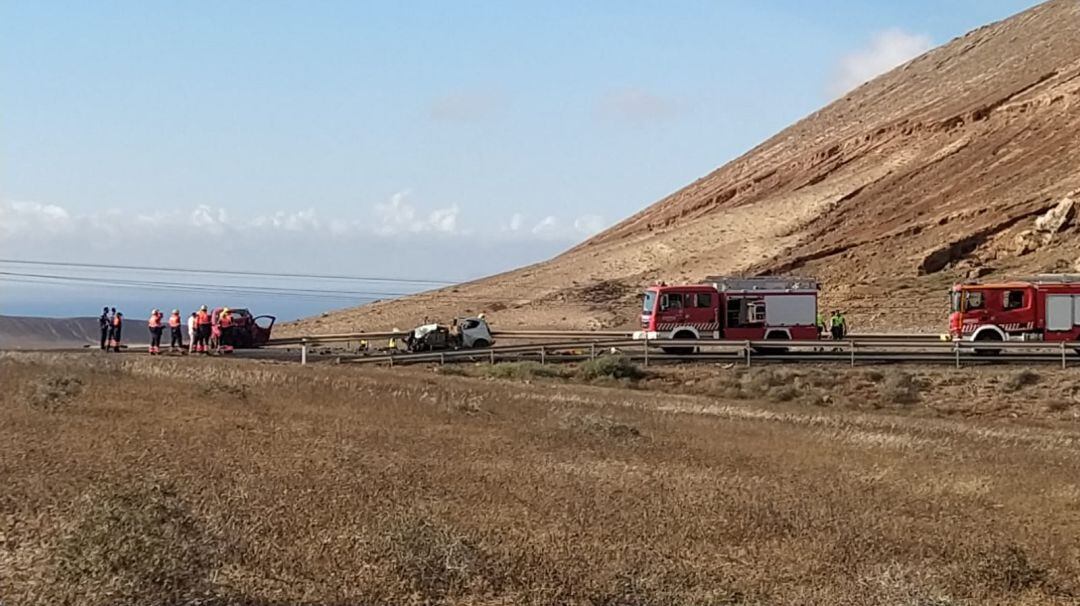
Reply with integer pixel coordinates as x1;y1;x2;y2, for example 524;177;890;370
168;309;183;352
195;305;212;353
829;310;847;341
147;309;164;355
110;312;124;353
218;307;234;353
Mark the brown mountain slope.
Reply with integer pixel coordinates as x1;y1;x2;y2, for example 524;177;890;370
0;316;101;349
288;0;1080;336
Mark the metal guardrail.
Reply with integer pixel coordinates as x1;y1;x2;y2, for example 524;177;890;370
302;337;1080;369
268;330;943;347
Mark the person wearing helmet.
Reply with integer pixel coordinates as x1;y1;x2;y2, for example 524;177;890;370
195;305;212;353
147;309;164;355
168;309;183;353
218;307;234;353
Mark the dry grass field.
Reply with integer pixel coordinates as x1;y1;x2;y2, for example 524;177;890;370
2;352;1080;605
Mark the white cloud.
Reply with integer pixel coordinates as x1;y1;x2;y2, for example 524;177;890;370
526;214;607;240
1;196;602;254
0;200;73;237
427;206;459;233
373;190;461;235
190;204;230;235
573;214;605;236
829;29;933;97
597;88;680;124
531;215;560;237
252;209;321;232
429;90;506;123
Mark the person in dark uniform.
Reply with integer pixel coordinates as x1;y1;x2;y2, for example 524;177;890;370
99;306;111;350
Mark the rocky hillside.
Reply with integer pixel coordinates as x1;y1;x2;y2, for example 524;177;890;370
288;0;1080;336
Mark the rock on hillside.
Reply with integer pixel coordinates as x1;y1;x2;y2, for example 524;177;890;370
288;0;1080;336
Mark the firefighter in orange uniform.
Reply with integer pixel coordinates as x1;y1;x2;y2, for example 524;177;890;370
218;307;234;353
147;309;164;355
195;305;212;353
110;312;124;353
168;309;183;352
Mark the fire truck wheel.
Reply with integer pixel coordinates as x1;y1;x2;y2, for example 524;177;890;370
663;331;697;355
972;331;1002;356
753;331;791;354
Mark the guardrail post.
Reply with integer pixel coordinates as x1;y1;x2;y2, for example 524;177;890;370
1062;341;1067;370
643;337;649;367
440;352;445;366
489;348;495;364
540;345;546;365
954;341;960;369
849;340;855;367
389;354;394;368
590;342;596;361
301;339;308;366
745;341;751;367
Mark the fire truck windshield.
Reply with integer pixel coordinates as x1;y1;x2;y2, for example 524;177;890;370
642;291;656;316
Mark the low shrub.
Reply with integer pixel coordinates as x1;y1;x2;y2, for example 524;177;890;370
1003;369;1039;393
576;355;644;381
977;544;1048;594
198;381;248;401
378;511;493;601
50;479;217;605
739;368;790;395
480;362;567;380
880;370;920;405
559;411;642;440
1045;400;1072;413
25;374;83;410
767;385;798;402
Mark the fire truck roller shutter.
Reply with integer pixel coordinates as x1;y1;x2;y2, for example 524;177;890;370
763;294;816;326
1046;295;1074;331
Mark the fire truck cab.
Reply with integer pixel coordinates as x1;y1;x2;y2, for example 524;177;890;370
950;275;1080;343
634;276;820;348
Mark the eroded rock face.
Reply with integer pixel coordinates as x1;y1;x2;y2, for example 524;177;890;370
1015;230;1040;256
1035;197;1075;243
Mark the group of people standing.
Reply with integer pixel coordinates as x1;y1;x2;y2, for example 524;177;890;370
816;310;849;341
99;307;124;352
98;305;236;355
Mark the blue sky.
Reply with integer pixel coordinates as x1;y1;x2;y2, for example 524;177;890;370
1;1;1037;320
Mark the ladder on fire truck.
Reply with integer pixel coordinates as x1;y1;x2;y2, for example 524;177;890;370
703;276;820;292
1020;274;1080;284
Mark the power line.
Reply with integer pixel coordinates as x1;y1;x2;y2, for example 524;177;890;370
0;271;603;309
0;271;420;299
0;273;375;303
0;258;459;286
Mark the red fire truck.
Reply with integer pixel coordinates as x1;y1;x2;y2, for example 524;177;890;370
949;275;1080;344
634;276;821;349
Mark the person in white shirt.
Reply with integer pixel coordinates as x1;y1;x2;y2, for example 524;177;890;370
187;312;198;354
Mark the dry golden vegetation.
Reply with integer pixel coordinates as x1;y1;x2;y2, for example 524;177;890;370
2;352;1080;605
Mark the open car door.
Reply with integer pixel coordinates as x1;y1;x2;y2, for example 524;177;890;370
251;315;276;347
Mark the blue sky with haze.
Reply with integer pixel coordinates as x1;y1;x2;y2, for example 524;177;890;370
1;1;1037;319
